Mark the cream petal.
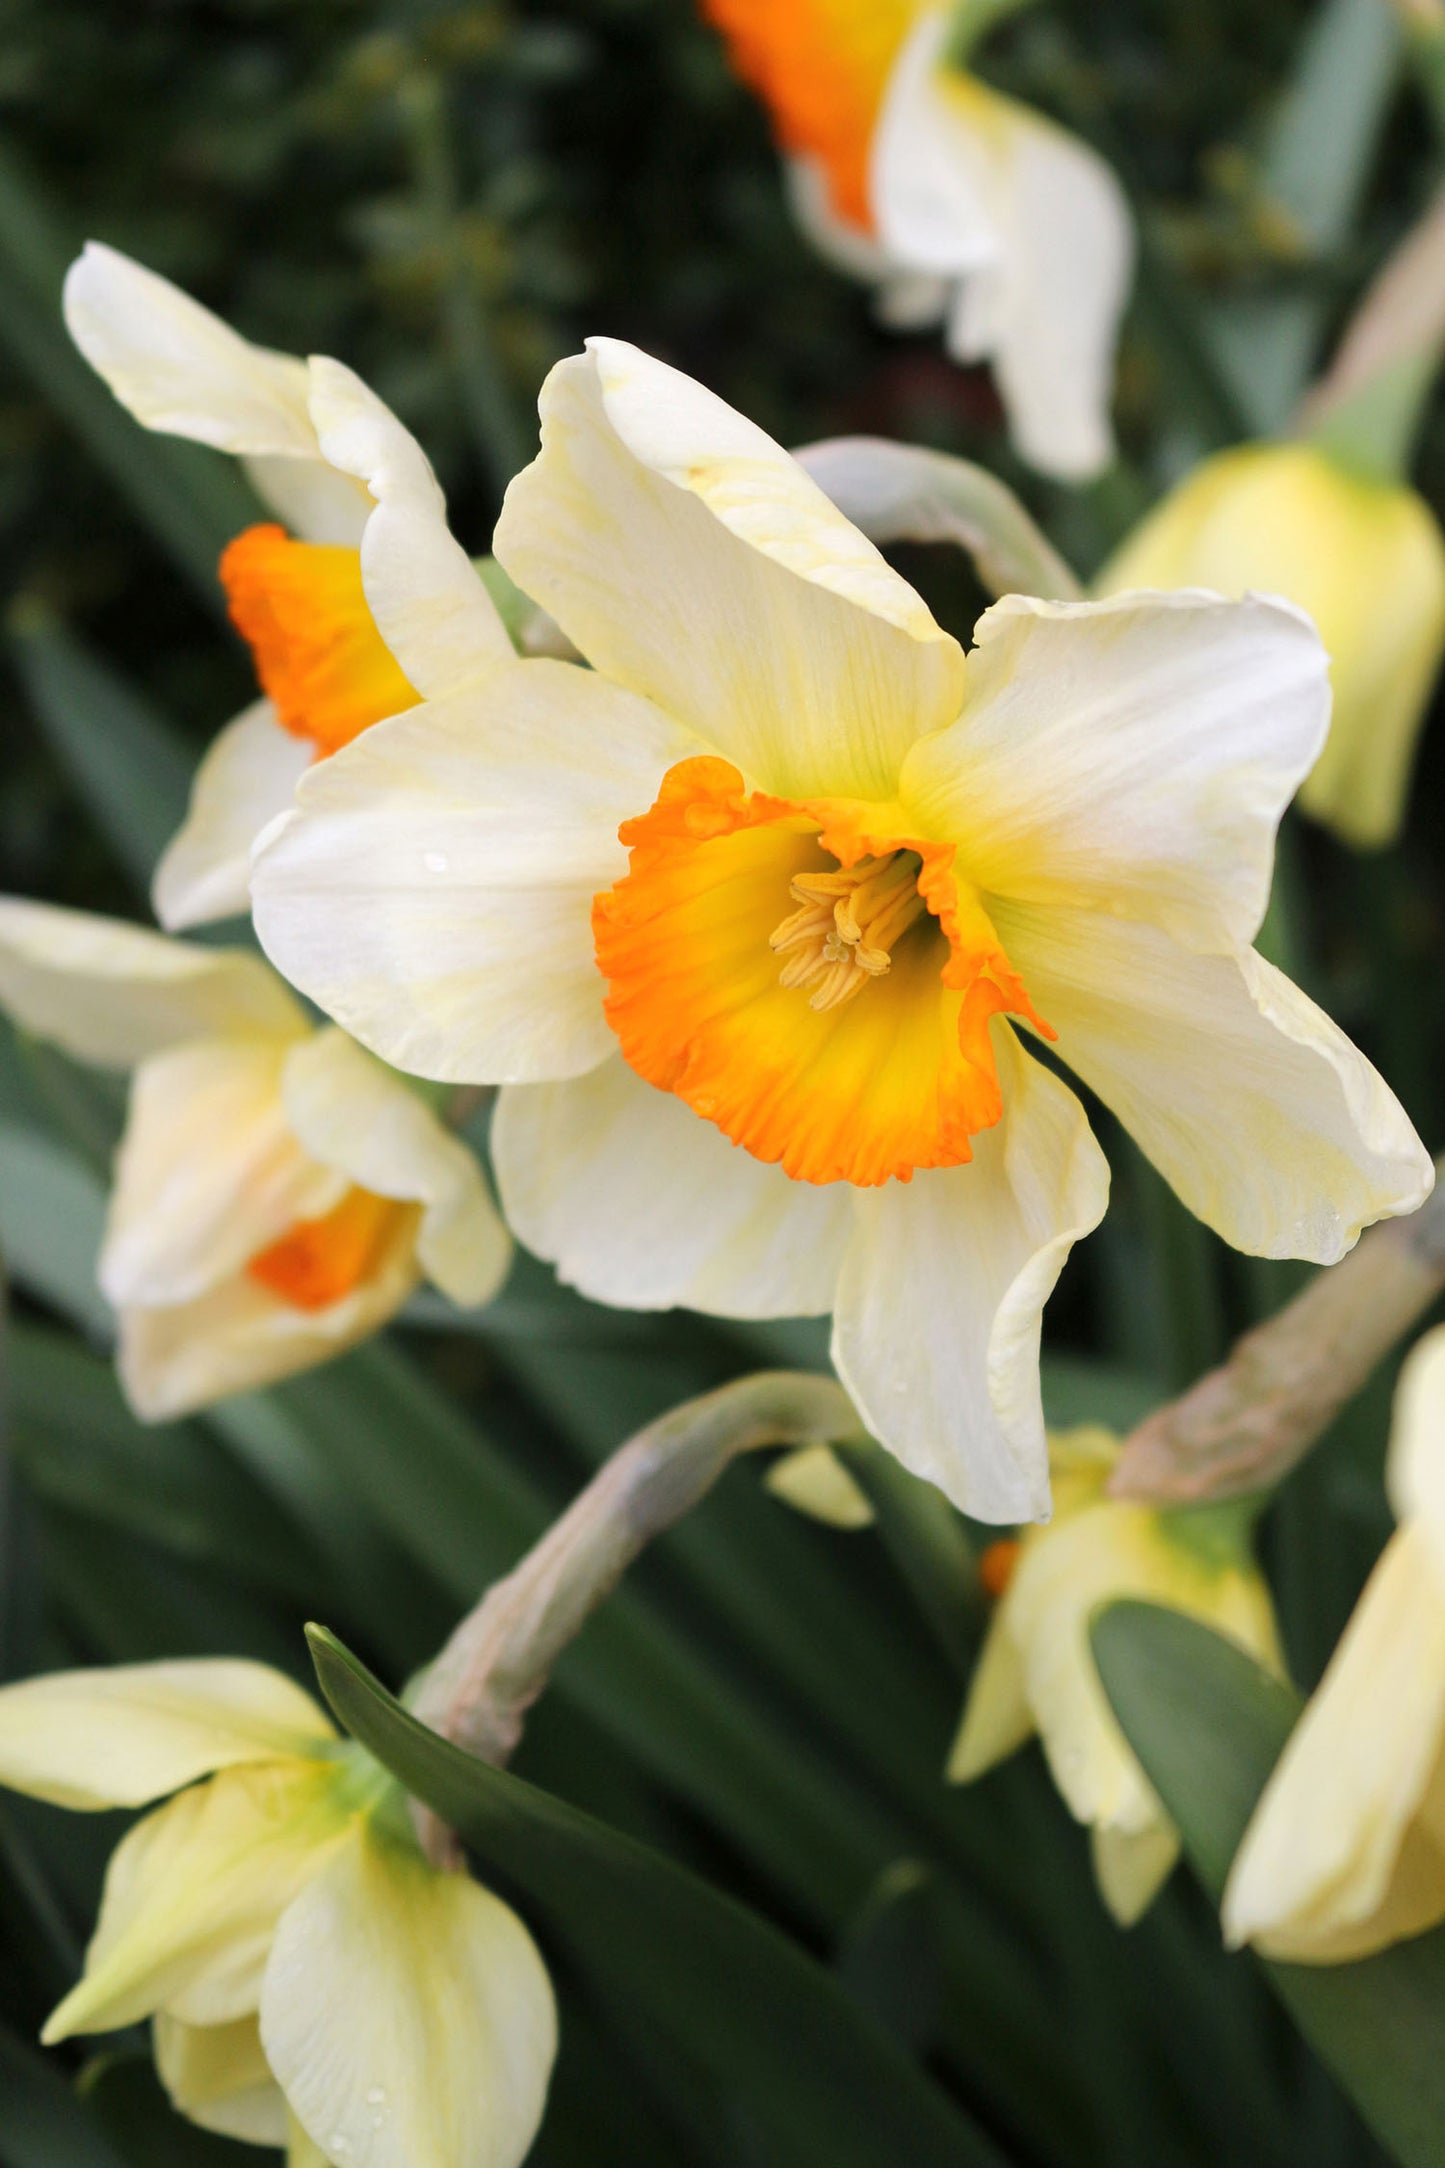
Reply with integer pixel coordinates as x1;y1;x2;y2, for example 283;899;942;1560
870;16;999;279
1091;1822;1180;1928
281;1029;511;1307
64;243;319;461
1224;1525;1445;1962
101;1038;344;1308
154;2014;290;2146
902;590;1330;954
261;1824;556;2168
251;664;698;1084
493;342;965;800
493;1055;855;1318
1386;1327;1445;1556
0;1659;334;1811
998;903;1434;1264
831;1027;1110;1524
764;1443;876;1529
239;453;371;547
153;702;312;932
307;357;514;698
946;1616;1034;1781
43;1761;351;2040
0;898;305;1067
116;1226;420;1421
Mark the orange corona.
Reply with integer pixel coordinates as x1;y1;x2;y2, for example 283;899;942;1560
246;1186;412;1312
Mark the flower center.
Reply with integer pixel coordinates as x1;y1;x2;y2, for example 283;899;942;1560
246;1186;410;1311
770;848;927;1010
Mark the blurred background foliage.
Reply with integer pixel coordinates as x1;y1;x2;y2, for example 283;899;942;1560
0;1;1443;2164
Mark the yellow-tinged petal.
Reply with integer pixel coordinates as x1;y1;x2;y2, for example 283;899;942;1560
44;1760;352;2040
260;1822;557;2168
765;1443;876;1528
1388;1326;1445;1562
0;899;304;1068
493;341;965;801
946;1614;1033;1781
154;2013;289;2146
1091;1822;1180;1929
831;1026;1110;1524
1097;443;1445;850
251;664;701;1086
0;1660;334;1810
1224;1524;1445;1962
280;1028;511;1307
101;1038;345;1309
153;701;311;934
995;903;1433;1265
900;590;1329;956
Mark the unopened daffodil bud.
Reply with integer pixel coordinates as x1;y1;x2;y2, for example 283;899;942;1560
1224;1327;1445;1962
63;243;517;929
949;1427;1282;1923
0;899;510;1417
699;1;1134;480
0;1658;555;2166
1096;442;1445;851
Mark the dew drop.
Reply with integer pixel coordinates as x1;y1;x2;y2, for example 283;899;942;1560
366;2089;387;2107
329;2136;351;2158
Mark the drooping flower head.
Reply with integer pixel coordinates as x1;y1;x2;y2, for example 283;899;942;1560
699;1;1135;479
951;1427;1282;1923
0;1658;555;2166
250;339;1431;1524
0;900;510;1418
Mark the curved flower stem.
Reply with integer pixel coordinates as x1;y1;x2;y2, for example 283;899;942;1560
412;1370;865;1861
1109;1157;1445;1506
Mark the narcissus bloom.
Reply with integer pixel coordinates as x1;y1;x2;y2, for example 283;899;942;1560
250;340;1431;1523
700;1;1134;478
63;242;515;928
1097;442;1445;849
0;899;509;1417
1224;1328;1445;1961
950;1427;1282;1923
0;1658;555;2166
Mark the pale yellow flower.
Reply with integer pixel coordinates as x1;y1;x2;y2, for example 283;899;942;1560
700;1;1134;479
0;899;509;1416
0;1658;555;2167
1096;442;1445;849
1224;1327;1445;1962
245;339;1430;1524
950;1428;1283;1924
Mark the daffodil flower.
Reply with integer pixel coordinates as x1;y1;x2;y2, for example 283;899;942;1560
1097;442;1445;850
1224;1327;1445;1961
951;1428;1283;1923
63;243;515;928
0;899;510;1417
248;339;1430;1523
0;1657;555;2166
700;1;1134;479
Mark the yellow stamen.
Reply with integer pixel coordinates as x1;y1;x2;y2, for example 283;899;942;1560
770;849;927;1010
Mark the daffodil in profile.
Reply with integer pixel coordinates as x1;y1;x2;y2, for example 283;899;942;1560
249;338;1430;1524
63;242;516;928
1224;1327;1445;1962
0;1657;555;2166
951;1427;1282;1922
1097;442;1445;850
699;0;1134;479
0;898;509;1417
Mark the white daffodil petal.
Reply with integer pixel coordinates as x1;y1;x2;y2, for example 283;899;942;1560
1091;1822;1181;1929
871;16;999;278
999;904;1434;1264
116;1229;420;1421
493;342;966;800
785;157;904;285
1224;1525;1445;1962
153;702;312;932
1387;1327;1445;1556
0;898;304;1067
251;665;699;1084
261;1824;556;2168
947;1617;1034;1781
154;2013;290;2146
308;357;514;697
240;453;371;546
281;1030;511;1307
64;243;319;460
493;1055;855;1318
831;1027;1110;1525
101;1039;344;1308
0;1659;334;1810
43;1761;351;2040
902;591;1329;954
